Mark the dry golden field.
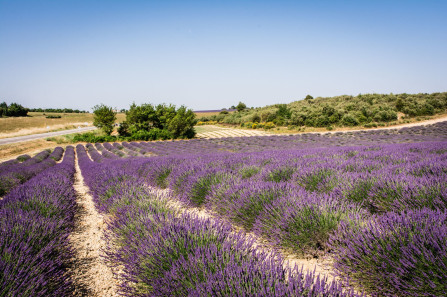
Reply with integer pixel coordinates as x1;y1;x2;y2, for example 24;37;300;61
0;112;126;139
194;111;221;118
0;139;59;162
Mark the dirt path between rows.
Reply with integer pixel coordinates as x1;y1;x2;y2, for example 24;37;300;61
69;153;119;296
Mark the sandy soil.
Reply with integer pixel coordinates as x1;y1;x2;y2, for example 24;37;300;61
69;153;120;296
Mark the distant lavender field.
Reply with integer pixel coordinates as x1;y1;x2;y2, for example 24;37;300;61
1;121;446;296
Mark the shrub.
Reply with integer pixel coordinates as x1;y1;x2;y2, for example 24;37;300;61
93;104;116;135
236;101;247;112
363;122;378;128
72;132;117;143
341;114;359;126
254;193;361;255
263;122;275;130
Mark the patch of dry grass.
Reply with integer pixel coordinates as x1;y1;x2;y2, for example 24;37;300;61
0;139;59;162
0;112;126;139
195;110;237;118
195;111;221;118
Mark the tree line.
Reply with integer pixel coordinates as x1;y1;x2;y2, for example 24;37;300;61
0;102;28;117
87;102;197;142
29;108;88;113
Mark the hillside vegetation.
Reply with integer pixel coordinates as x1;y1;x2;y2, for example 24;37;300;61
200;92;447;130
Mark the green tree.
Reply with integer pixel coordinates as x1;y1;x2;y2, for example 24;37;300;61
305;95;313;100
154;103;177;129
341;114;359;126
236;102;247;112
93;104;116;135
1;102;28;117
167;106;197;138
395;98;404;111
126;103;156;131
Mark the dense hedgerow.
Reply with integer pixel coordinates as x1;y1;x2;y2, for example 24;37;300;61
200;92;447;129
0;146;76;296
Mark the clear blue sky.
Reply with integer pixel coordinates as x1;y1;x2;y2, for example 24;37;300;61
1;0;446;111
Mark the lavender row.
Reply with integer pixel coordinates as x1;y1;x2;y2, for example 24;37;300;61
85;143;105;162
77;140;447;295
0;154;31;169
126;142;446;296
138;141;447;214
0;146;76;296
0;149;50;175
94;143;121;159
121;142;145;156
0;147;64;196
76;145;359;296
128;141;155;154
103;142;126;157
330;208;447;296
133;121;447;156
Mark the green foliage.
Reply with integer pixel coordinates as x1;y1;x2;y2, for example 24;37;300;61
45;115;61;119
29;108;87;113
167;106;197;138
117;121;130;136
236;101;247;112
93;104;116;135
282;206;344;253
126;128;173;141
251;113;261;123
395;98;404;111
72;132;117;143
305;95;314;100
124;103;196;139
0;102;29;117
341;114;359;126
239;166;260;179
208;92;447;129
364;122;378;128
263;122;276;130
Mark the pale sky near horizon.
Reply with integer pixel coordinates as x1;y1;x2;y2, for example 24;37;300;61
1;0;446;111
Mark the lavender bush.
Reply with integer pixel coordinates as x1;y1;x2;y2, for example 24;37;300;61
77;145;358;296
0;146;76;296
0;147;64;196
77;135;447;296
103;142;126;157
331;208;447;296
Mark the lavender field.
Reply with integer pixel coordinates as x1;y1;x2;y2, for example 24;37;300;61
1;122;447;296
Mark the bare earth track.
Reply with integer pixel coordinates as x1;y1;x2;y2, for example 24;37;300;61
69;153;119;296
